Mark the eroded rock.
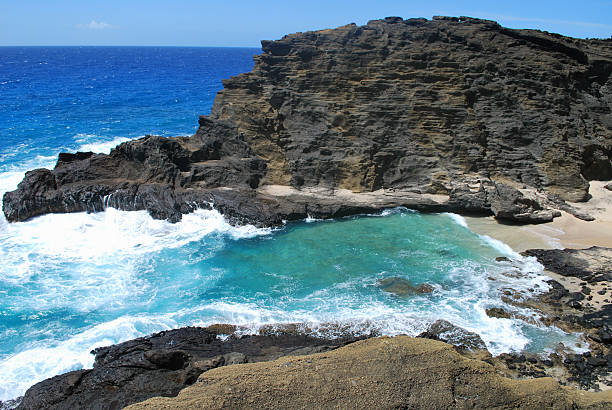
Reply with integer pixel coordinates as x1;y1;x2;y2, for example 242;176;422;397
4;16;612;225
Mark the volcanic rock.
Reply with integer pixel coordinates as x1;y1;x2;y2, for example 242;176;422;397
126;337;612;409
17;326;358;410
4;16;612;225
376;277;435;296
418;319;488;352
523;246;612;283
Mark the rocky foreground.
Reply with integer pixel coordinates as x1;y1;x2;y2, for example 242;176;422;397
9;247;612;409
128;337;611;410
3;16;611;225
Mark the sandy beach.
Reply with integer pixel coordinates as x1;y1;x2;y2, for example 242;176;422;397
465;181;612;252
465;181;612;321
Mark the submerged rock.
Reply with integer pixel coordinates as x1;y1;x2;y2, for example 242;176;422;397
377;277;435;296
4;16;612;225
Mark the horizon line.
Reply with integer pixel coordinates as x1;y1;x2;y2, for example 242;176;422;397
0;45;263;48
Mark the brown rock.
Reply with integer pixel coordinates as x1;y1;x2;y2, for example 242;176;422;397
126;337;612;409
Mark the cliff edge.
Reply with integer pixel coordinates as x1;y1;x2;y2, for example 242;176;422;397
3;16;611;224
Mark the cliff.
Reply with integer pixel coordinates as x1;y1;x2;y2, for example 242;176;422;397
3;16;612;224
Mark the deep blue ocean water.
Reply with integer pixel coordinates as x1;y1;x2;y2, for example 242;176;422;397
0;47;585;401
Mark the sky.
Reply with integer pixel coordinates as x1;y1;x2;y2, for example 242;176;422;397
1;0;611;46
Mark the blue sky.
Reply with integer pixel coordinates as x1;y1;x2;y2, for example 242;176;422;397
1;0;611;46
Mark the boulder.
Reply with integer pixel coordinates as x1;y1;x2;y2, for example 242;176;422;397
418;319;488;352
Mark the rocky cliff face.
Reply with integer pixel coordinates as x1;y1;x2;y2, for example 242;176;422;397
4;16;612;224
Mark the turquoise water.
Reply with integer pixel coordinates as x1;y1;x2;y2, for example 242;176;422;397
0;207;583;400
0;47;585;401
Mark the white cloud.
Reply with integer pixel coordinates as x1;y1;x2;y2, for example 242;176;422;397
76;20;114;30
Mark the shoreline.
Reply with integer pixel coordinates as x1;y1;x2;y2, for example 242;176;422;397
7;204;612;407
463;181;612;252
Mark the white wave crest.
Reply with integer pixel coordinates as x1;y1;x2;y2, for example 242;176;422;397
73;134;132;154
1;207;271;284
0;315;177;401
444;212;469;228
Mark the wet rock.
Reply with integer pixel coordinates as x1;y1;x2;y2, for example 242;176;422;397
0;398;23;410
417;283;435;293
377;277;435;297
485;307;512;319
522;247;612;284
204;323;238;335
17;326;359;410
417;319;488;352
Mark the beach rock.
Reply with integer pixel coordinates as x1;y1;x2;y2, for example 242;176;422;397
417;319;488;352
17;326;359;410
523;247;612;283
4;16;612;225
487;183;561;223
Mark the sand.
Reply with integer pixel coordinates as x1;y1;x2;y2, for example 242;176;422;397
465;181;612;333
464;181;612;252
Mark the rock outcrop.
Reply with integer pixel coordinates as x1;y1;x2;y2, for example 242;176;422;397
4;16;612;224
127;337;612;409
517;247;612;389
16;326;359;410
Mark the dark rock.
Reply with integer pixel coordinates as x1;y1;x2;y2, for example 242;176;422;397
587;356;608;367
0;397;23;410
495;256;511;262
17;326;359;410
377;277;435;296
522;247;612;284
485;307;512;319
568;300;583;310
417;319;488;352
222;352;248;366
4;17;612;225
596;325;612;344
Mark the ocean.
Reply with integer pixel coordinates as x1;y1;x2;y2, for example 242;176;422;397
0;46;584;401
